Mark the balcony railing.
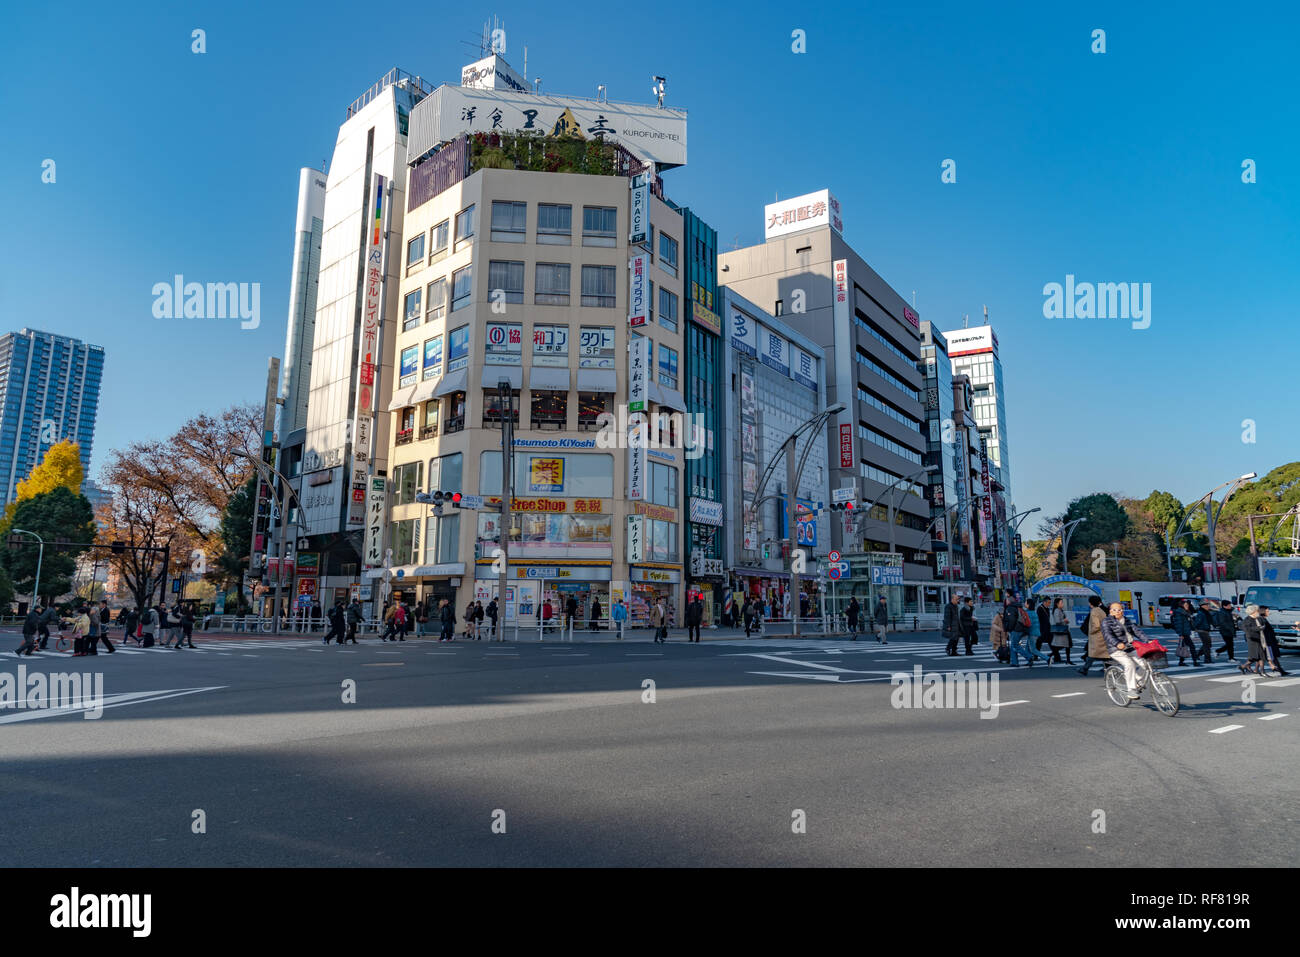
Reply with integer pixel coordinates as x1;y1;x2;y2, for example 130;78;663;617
395;428;414;446
419;425;438;440
445;417;465;435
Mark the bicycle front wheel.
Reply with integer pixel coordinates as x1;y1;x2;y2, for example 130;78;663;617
1149;670;1180;716
1104;666;1132;707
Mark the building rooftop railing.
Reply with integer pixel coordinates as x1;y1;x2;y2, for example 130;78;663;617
347;68;434;119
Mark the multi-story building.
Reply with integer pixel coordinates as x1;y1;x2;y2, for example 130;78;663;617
0;328;104;504
919;321;963;585
940;322;1017;594
720;288;828;619
294;69;434;610
376;62;692;625
718;189;931;614
279;168;328;438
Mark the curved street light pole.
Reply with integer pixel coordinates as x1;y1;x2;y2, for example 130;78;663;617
1169;473;1256;588
235;449;309;635
1004;507;1040;592
12;528;45;610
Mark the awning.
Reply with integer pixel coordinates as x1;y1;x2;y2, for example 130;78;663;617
364;563;466;580
407;376;441;407
650;382;687;412
386;384;416;411
433;368;468;397
529;367;570;392
481;366;522;390
577;369;618;393
732;566;790;580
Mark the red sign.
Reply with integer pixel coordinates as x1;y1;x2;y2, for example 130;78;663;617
298;577;317;597
839;423;853;468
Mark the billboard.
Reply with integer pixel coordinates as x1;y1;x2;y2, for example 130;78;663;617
763;188;842;240
945;324;999;358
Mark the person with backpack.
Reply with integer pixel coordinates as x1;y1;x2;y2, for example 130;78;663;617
324;601;345;644
140;605;158;647
1215;602;1239;661
381;602;398;641
1011;598;1049;667
97;601;116;653
941;594;961;655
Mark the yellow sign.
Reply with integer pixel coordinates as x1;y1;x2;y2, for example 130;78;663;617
485;497;604;513
1119;590;1132;604
691;300;721;334
551;108;584;138
634;502;678;522
528;457;565;493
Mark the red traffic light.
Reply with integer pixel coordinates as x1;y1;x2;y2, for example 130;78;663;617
844;501;854;510
451;492;462;504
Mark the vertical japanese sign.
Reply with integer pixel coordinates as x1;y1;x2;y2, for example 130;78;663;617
363;476;387;567
628;252;648;327
832;258;853;470
628;335;650;413
626;515;645;563
627;417;647;501
350;172;387;529
629;173;649;245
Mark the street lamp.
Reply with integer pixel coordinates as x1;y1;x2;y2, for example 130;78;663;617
1003;507;1040;591
747;402;845;636
235;449;309;634
1045;518;1087;576
11;528;45;610
1171;472;1256;591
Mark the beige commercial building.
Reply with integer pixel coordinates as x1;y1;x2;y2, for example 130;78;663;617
381;140;691;628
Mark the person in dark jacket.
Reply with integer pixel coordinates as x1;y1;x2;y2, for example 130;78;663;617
179;606;196;649
344;599;362;644
37;605;59;650
1101;602;1146;698
1214;602;1238;660
959;598;976;653
564;595;578;632
1259;606;1290;676
486;598;499;641
1192;601;1216;664
97;601;116;653
589;597;602;632
1171;600;1201;667
742;598;756;638
942;594;961;656
1036;601;1053;653
324;601;345;644
683;597;702;642
121;607;140;646
1240;605;1266;676
438;598;456;642
873;597;889;644
15;606;41;656
846;597;861;640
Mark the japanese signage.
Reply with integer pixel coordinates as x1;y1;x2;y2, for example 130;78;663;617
448;325;471;373
296;552;320;570
763;188;842;240
363;476;387;567
297;577;318;598
902;304;921;331
628;253;648;327
528;457;565;493
630;173;649;245
795;500;817;547
532;324;568;367
460;54;528;93
981;449;991;497
578;326;615;368
410;86;688;169
628;335;651;413
691;300;721;335
626;515;645;563
839;423;854;469
832;258;853;471
423;335;443;379
483;497;604;513
689;498;723;526
627;416;647;501
349;172;387;529
485;322;523;364
946;325;999;358
791;346;816;391
730;306;758;356
870;566;904;586
634;501;678;522
761;329;790;376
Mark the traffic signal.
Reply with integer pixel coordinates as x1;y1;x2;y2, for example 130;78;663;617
829;500;856;511
431;490;462;514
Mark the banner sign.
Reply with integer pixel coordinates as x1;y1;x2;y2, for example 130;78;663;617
629;253;648;326
630;173;649;245
839;423;854;469
628;335;651;413
626;515;645;563
363;476;387;567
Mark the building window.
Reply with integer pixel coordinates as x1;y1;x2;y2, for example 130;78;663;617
658;344;678;389
430;220;449;262
393;461;423;504
490;200;527;242
532;323;569;365
577;391;612;431
581;265;616;307
482;389;520;429
530;390;568;430
421;399;440;439
774;299;784;316
451;265;473;312
428;451;464;492
535;263;570;305
406;233;425;270
647;519;679;562
402;289;422;332
658;233;678;277
422;334;443;380
582;206;617;246
537;203;572;244
454;204;475;251
399;345;419;388
650;461;679;507
388;518;417;566
396;405;416;445
445;391;466;434
425;278;446;322
488;260;524;304
578;327;615;367
658;287;678;332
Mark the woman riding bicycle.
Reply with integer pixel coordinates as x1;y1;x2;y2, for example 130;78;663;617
1100;602;1147;700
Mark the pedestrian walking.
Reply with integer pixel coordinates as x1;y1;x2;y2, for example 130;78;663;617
742;598;756;638
84;601;101;655
959;598;977;653
564;595;578;635
473;601;484;640
1215;602;1238;660
1172;600;1201;667
611;598;627;640
397;602;410;641
847;596;861;640
140;605;157;647
438;598;456;642
324;601;345;644
37;604;58;649
589;597;602;632
1076;596;1107;675
1035;600;1052;654
1049;598;1072;663
650;597;668;643
1011;598;1050;667
686;595;703;643
88;601;116;653
464;600;478;640
486;597;499;641
70;605;92;656
942;594;961;655
1192;600;1216;664
345;599;362;644
381;602;398;641
122;606;140;646
14;605;40;657
178;605;195;649
1259;607;1290;676
873;596;889;644
990;604;1008;660
1240;605;1266;676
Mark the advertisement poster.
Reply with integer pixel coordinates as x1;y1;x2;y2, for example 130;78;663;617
528;457;565;493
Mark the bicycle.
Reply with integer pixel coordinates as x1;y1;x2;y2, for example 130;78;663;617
1104;639;1180;716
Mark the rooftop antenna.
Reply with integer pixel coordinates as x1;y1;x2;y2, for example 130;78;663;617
523;46;527;81
651;75;666;107
534;77;542;93
597;84;606;102
911;291;916;308
983;304;989;324
963;313;970;328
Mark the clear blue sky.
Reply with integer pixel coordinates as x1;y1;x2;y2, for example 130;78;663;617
3;0;1297;522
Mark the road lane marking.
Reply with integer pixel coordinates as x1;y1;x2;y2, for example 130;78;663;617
1264;677;1300;687
1052;692;1087;698
1259;713;1289;721
362;663;405;667
1209;725;1244;734
998;699;1030;706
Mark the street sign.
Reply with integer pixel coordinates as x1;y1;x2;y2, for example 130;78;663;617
829;566;842;581
458;494;485;510
828;550;841;563
870;566;904;586
831;487;854;504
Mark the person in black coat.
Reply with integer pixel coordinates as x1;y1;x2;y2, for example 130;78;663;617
1259;607;1290;676
942;594;961;655
1192;601;1216;664
959;598;976;654
1171;600;1201;667
846;597;861;640
565;596;578;632
438;598;456;642
1036;601;1053;653
590;597;602;632
1240;605;1266;676
1215;602;1238;660
15;607;41;656
685;597;703;643
324;601;345;644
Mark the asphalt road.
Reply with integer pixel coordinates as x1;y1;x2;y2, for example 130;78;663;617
1;631;1296;867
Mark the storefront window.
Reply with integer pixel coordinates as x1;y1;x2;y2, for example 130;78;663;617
479;451;613;497
531;390;568;430
482;389;520;429
577;391;612;430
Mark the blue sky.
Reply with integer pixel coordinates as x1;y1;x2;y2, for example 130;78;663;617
3;0;1297;522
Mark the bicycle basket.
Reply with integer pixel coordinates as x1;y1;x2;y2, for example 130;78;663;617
1132;639;1167;660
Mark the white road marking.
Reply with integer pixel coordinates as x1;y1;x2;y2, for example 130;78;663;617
1264;677;1300;687
1259;713;1289;721
1209;725;1244;734
1052;692;1087;698
0;686;226;724
998;699;1030;706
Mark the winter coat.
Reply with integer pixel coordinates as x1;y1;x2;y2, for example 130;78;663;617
1085;607;1109;659
990;613;1007;648
1215;608;1237;637
346;603;362;625
873;602;888;625
847;600;860;625
439;604;456;625
611;603;627;622
22;610;40;637
685;601;702;626
1101;615;1147;653
1170;606;1191;638
650;604;666;628
941;601;960;638
1242;617;1264;657
1192;608;1214;632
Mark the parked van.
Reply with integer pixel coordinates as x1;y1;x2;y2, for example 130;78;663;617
1242;584;1300;650
1155;594;1206;629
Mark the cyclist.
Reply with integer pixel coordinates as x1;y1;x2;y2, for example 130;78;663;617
1101;601;1146;699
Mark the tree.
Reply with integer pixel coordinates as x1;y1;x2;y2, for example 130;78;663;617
1142;490;1185;539
95;469;192;611
216;476;255;602
1021;540;1049;582
0;440;84;536
1062;493;1130;558
0;565;14;612
1;487;96;604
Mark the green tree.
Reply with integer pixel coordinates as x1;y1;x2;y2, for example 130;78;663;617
2;486;96;604
217;476;255;592
1063;493;1131;558
0;565;14;612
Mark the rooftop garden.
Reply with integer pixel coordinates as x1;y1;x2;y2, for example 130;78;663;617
468;130;633;177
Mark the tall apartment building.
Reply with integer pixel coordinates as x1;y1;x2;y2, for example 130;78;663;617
918;321;962;582
376;61;692;624
719;190;932;611
0;328;104;504
279;168;328;438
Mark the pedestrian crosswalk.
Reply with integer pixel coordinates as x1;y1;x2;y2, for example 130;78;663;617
10;638;327;659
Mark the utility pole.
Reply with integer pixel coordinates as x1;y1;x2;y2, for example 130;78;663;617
786;436;799;636
497;379;513;639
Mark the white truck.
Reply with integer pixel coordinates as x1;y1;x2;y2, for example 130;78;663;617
1247;557;1300;650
